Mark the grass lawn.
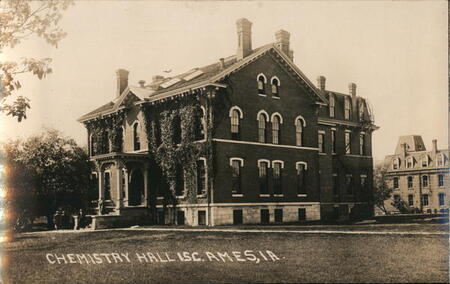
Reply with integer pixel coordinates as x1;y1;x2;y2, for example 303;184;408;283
2;227;449;283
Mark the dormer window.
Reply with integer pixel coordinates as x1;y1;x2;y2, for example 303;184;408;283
271;77;280;98
344;97;351;120
358;101;365;122
257;74;267;95
406;157;413;168
392;158;400;170
421;155;429;167
329;94;335;117
437;154;445;167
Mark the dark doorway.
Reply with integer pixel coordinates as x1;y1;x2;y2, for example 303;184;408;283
129;169;144;206
198;210;206;226
274;209;283;223
233;210;243;225
260;209;270;224
104;172;111;200
177;210;185;225
298;208;306;221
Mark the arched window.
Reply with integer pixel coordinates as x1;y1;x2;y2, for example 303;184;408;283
257;111;268;143
257;74;266;95
344;97;351;120
272;161;283;195
271;114;282;144
258;160;270;194
133;122;141;151
229;107;243;140
392;158;400;170
296;162;307;195
196;106;206;141
89;133;95;156
295;116;305;146
421;155;429;167
172;115;182;144
329;94;335;117
271;77;280;98
437;154;445;167
406;157;413;168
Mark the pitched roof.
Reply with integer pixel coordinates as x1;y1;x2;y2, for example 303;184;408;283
78;43;329;122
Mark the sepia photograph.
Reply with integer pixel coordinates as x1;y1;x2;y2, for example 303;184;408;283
0;0;448;283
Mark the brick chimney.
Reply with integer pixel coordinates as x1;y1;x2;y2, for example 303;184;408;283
432;139;437;154
116;69;129;97
317;76;326;91
349;82;357;120
275;30;293;61
236;18;252;60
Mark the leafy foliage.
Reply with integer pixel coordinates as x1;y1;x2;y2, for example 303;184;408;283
372;162;393;214
2;128;91;228
0;0;73;121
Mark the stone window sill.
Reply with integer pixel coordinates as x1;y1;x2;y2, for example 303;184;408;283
259;194;270;197
232;194;243;197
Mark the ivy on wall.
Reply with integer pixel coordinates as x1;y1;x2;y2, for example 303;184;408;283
85;112;125;155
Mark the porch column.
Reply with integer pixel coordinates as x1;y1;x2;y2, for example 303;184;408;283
123;167;129;207
116;161;124;210
96;162;104;215
143;164;149;207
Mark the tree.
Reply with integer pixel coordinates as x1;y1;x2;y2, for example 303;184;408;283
0;0;73;121
372;162;393;214
2;128;91;229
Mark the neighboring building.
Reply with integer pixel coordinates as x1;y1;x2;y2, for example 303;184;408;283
78;18;378;228
383;136;449;214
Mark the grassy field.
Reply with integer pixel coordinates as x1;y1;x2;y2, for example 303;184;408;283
2;226;449;283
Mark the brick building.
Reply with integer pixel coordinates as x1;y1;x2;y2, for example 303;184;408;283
383;136;449;214
78;18;378;228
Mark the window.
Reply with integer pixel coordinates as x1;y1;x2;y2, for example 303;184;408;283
271;77;280;97
318;132;325;153
408;195;414;206
295;116;305;146
175;164;185;196
257;74;266;95
360;175;367;190
344;97;351;119
257;112;268;143
331;129;336;154
196;159;207;196
196;107;206;140
393;177;399;189
358;101;365;122
329;94;335;117
273;162;283;195
346;175;353;195
258;160;269;195
89;133;95;156
104;172;111;200
260;209;270;224
102;131;110;154
421;156;429;167
332;174;339;196
437;154;444;166
116;127;124;152
172;115;182;145
231;158;243;195
407;176;413;189
345;131;351;154
230;107;242;140
439;193;446;206
438;174;444;187
298;208;306;221
406;157;413;169
359;133;365;155
271;114;282;144
233;210;243;225
421;194;429;206
274;209;283;222
296;162;307;195
133;123;141;151
198;210;206;225
422;175;429;187
392;158;399;170
177;210;185;225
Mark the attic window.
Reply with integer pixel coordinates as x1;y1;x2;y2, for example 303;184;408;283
183;70;204;81
160;77;181;88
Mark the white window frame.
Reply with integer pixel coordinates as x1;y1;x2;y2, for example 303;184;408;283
257;73;267;96
230;158;244;197
392;157;400;170
132;121;141;151
437;153;445;167
296;162;308;197
406;157;413;169
344;97;351;120
270;76;281;98
421;155;429;167
229;106;243;118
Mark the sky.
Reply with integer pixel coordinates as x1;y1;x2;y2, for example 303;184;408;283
1;1;447;161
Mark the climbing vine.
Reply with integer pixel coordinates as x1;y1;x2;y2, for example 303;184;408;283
85;112;125;155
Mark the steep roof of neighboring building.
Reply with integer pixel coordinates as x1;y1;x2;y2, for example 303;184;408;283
394;135;426;154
